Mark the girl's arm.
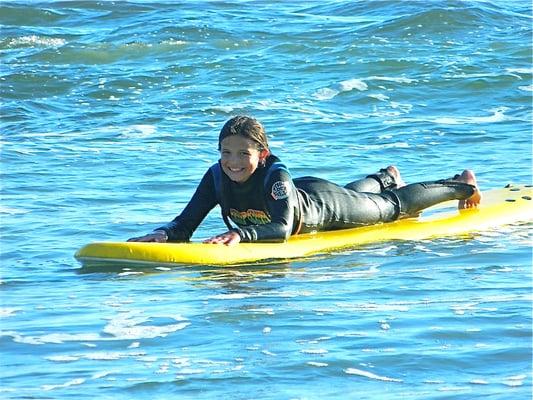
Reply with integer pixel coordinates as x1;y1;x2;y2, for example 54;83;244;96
234;168;299;242
128;167;218;242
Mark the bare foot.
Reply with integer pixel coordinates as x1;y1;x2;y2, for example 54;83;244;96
386;165;406;188
457;169;482;209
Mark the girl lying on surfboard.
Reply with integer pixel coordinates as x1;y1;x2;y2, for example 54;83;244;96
128;116;481;245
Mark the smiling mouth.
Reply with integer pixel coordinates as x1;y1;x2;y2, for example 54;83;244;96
228;167;244;173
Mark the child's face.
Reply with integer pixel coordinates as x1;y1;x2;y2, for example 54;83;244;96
220;135;268;183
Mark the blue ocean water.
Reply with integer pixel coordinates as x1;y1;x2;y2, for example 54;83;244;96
1;1;532;399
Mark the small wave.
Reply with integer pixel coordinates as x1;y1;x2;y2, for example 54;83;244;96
503;375;526;387
339;78;369;91
314;78;368;100
437;386;471;392
118;124;157;138
345;367;403;382
386;108;511;126
205;105;237;114
4;35;66;48
208;293;251;299
350;142;410;151
368;93;390;101
84;352;123;361
307;361;328;367
300;348;328;354
42;378;86;391
315;75;415;100
506;67;533;75
367;76;417;84
0;308;20;317
7;331;101;345
0;206;30;215
103;313;190;340
118;271;144;276
160;39;187;46
434;108;508;125
338;302;410;312
46;355;80;362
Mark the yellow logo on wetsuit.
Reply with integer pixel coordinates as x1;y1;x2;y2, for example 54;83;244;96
229;208;271;225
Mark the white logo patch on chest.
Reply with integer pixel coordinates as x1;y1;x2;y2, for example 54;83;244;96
271;180;291;200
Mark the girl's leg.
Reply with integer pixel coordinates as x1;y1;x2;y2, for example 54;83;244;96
391;170;481;218
344;166;405;193
297;170;480;232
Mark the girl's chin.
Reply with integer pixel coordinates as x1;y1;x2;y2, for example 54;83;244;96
229;176;249;183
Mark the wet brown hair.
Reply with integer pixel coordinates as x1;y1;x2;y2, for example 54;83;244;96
218;115;269;151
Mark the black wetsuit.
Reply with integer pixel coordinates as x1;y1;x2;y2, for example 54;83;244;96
158;155;475;242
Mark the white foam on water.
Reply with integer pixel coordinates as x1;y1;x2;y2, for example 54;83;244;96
172;357;191;367
208;293;251;299
46;355;80;362
91;371;115;380
506;67;533;74
0;206;29;215
0;308;21;317
42;378;86;391
385;107;512;125
156;363;170;374
502;374;526;387
437;386;471;392
307;361;328;367
337;302;410;312
176;368;205;375
84;352;123;361
314;87;339;100
368;93;390;101
207;105;236;113
433;108;509;125
314;78;368;100
345;368;403;382
118;124;157;139
7;331;101;345
300;348;328;354
117;271;144;277
103;314;190;340
8;35;66;48
367;75;417;84
160;39;187;46
338;78;368;92
248;307;274;315
380;322;391;330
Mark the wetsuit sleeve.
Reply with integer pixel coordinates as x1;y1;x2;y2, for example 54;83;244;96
156;168;218;242
234;169;298;242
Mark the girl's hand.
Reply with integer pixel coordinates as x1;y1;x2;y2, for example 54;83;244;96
127;230;168;243
203;230;241;245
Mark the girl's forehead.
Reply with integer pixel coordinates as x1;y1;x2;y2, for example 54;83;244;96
220;135;257;149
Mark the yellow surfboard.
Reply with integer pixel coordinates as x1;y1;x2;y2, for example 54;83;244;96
75;184;532;267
